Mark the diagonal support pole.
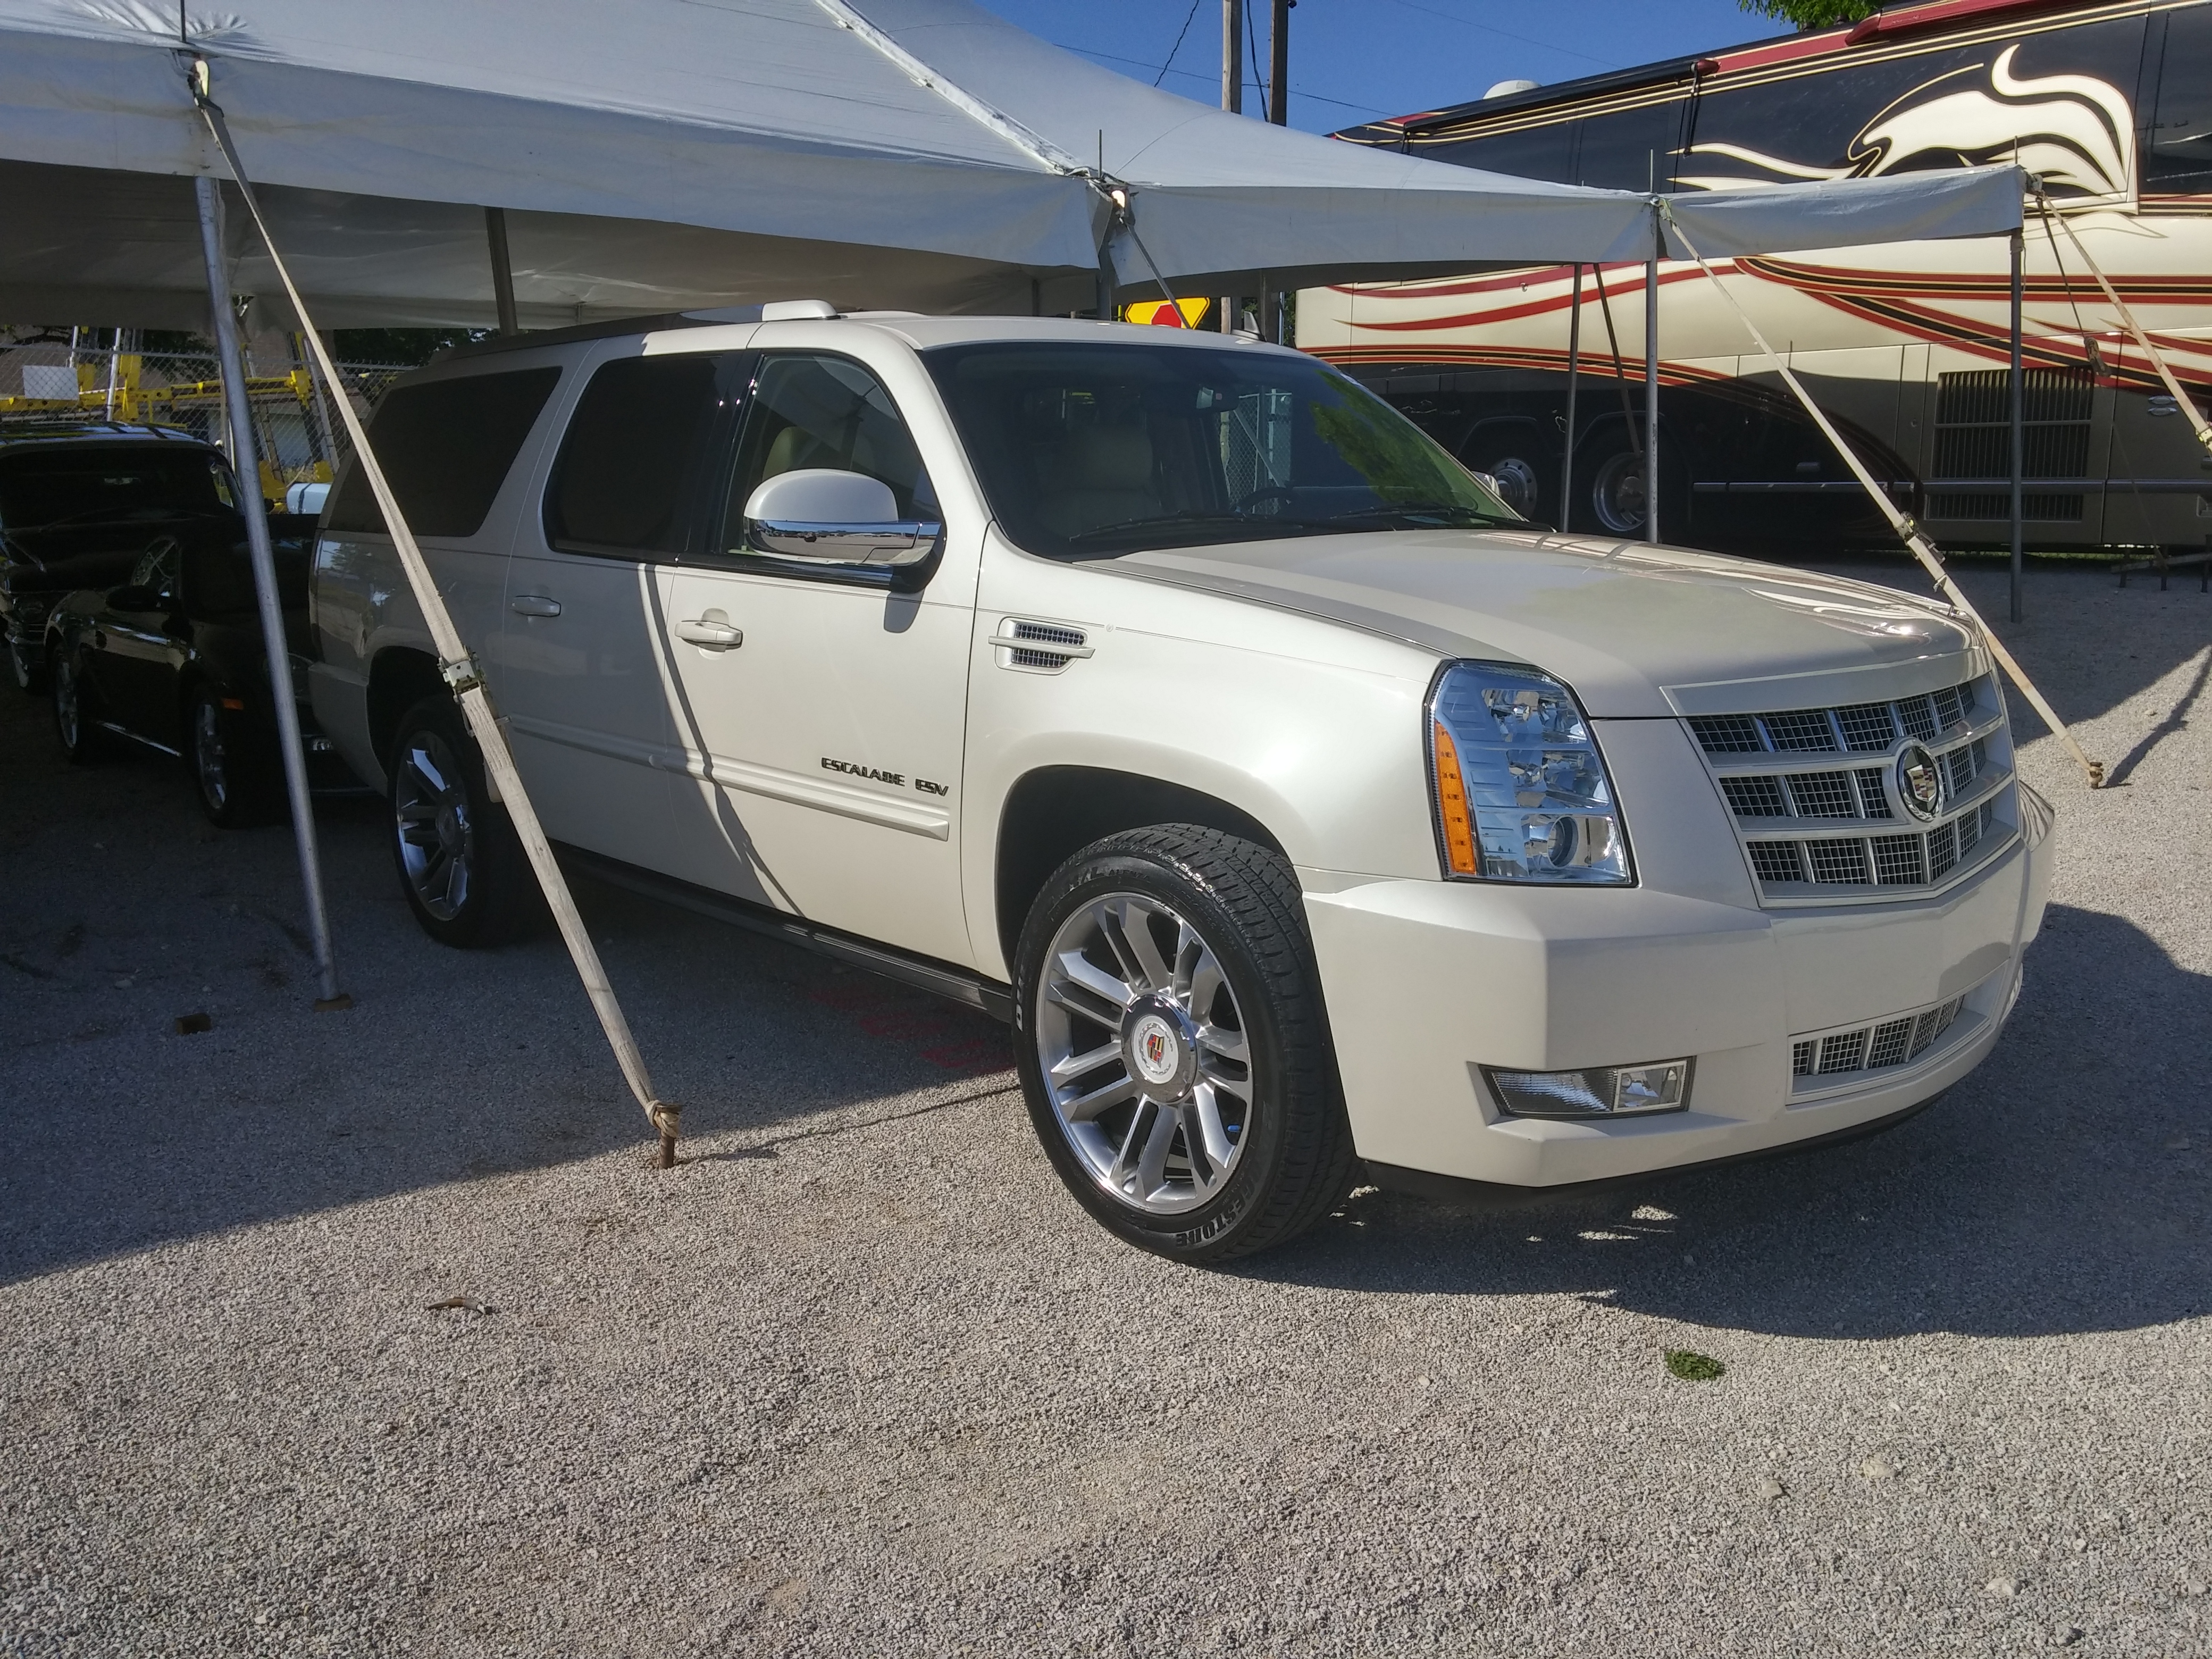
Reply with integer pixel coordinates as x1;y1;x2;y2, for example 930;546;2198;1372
2039;193;2212;456
188;60;683;1162
1662;205;2105;789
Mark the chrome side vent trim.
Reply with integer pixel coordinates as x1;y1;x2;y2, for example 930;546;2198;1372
990;617;1094;674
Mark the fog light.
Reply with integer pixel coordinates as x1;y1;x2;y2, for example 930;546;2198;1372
1484;1059;1691;1119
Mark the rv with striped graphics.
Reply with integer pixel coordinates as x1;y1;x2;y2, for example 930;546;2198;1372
1301;0;2212;556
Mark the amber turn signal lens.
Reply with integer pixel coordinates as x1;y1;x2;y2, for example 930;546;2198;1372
1431;719;1478;876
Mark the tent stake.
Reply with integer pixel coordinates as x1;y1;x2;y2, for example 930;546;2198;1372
193;174;347;1009
1663;206;2105;789
189;64;681;1155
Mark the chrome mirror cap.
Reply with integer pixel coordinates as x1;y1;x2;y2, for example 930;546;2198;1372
742;467;941;566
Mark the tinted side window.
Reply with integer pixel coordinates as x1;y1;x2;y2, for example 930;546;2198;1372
325;366;560;537
2148;7;2212;191
543;354;729;557
715;355;936;556
1576;98;1686;190
185;541;308;617
1430;118;1578;186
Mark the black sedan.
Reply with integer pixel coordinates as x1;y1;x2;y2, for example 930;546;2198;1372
1;425;249;693
44;531;355;827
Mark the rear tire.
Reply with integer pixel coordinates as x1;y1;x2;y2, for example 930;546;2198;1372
387;694;537;948
189;684;280;828
1013;824;1356;1264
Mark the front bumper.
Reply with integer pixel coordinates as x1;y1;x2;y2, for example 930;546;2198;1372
1301;784;2053;1187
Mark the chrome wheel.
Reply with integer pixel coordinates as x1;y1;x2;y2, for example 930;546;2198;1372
52;652;83;750
192;696;229;815
394;729;475;920
1036;891;1254;1216
1590;449;1648;535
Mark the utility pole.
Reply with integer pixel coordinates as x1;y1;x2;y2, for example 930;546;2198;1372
1220;0;1241;333
1268;0;1291;125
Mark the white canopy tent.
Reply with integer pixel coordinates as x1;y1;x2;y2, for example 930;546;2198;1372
0;0;2027;329
0;0;2056;1160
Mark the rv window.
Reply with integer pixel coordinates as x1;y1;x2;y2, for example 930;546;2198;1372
2147;6;2212;192
1574;99;1686;192
325;366;560;538
1435;118;1579;186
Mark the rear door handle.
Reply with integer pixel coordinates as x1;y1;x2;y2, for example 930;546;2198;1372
675;618;743;650
510;594;562;617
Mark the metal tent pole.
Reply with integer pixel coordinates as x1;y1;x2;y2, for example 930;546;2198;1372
1562;263;1582;532
191;65;681;1160
193;174;347;1009
1219;0;1240;333
484;207;520;337
2009;228;2025;623
1644;248;1660;544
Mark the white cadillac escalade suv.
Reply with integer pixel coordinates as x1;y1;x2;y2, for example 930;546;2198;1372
308;306;2054;1261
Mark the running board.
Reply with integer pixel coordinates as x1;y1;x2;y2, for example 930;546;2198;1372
554;843;1016;1024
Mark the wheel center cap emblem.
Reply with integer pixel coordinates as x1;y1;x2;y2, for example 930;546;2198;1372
1895;742;1944;822
1130;1014;1180;1086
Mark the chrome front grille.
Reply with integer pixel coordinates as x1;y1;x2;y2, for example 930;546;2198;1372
1685;672;2018;907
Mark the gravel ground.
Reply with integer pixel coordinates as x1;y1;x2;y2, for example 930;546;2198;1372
1;560;2207;1658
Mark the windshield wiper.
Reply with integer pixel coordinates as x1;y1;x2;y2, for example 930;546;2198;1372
1314;501;1524;528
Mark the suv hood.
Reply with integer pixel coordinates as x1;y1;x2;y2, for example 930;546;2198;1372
1117;530;1977;716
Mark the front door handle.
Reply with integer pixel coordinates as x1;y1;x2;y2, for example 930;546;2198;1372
675;617;743;651
510;594;562;617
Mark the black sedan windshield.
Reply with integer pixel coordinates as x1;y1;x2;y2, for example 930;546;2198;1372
924;340;1520;558
0;447;237;531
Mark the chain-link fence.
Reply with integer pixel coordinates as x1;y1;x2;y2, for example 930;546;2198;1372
0;338;409;501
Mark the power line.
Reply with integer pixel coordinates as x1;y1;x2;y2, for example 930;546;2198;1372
1154;0;1205;86
1057;44;1390;116
1371;0;1619;70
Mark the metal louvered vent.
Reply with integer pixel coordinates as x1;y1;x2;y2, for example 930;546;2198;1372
1685;673;2018;908
1789;991;1971;1089
990;617;1094;674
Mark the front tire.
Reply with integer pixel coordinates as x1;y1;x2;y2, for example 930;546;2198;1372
49;644;104;764
388;694;537;948
1014;825;1356;1263
6;628;41;695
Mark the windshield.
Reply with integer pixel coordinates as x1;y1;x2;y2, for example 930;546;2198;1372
0;447;237;531
923;340;1521;558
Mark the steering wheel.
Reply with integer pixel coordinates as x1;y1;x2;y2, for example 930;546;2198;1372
1232;485;1295;514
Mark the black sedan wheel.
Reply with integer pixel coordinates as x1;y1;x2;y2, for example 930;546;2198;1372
1014;824;1357;1263
189;684;277;828
49;646;105;764
389;694;535;948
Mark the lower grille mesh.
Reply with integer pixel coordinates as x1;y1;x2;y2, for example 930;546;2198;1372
1790;995;1967;1082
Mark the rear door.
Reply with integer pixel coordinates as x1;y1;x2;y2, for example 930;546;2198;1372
88;536;185;743
496;347;744;873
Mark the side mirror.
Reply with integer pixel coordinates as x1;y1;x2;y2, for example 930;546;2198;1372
742;468;941;567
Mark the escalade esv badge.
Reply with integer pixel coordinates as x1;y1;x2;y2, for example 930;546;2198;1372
1896;742;1945;820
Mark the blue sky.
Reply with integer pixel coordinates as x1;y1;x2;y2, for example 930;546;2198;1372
973;1;1798;134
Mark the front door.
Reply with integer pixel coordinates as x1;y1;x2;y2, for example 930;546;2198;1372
653;350;978;967
91;536;186;744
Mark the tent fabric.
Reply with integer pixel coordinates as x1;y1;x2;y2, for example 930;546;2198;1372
0;0;2023;328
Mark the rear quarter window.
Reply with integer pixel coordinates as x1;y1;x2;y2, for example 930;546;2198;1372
325;366;561;538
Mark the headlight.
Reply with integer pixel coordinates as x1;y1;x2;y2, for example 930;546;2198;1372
1427;660;1631;884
